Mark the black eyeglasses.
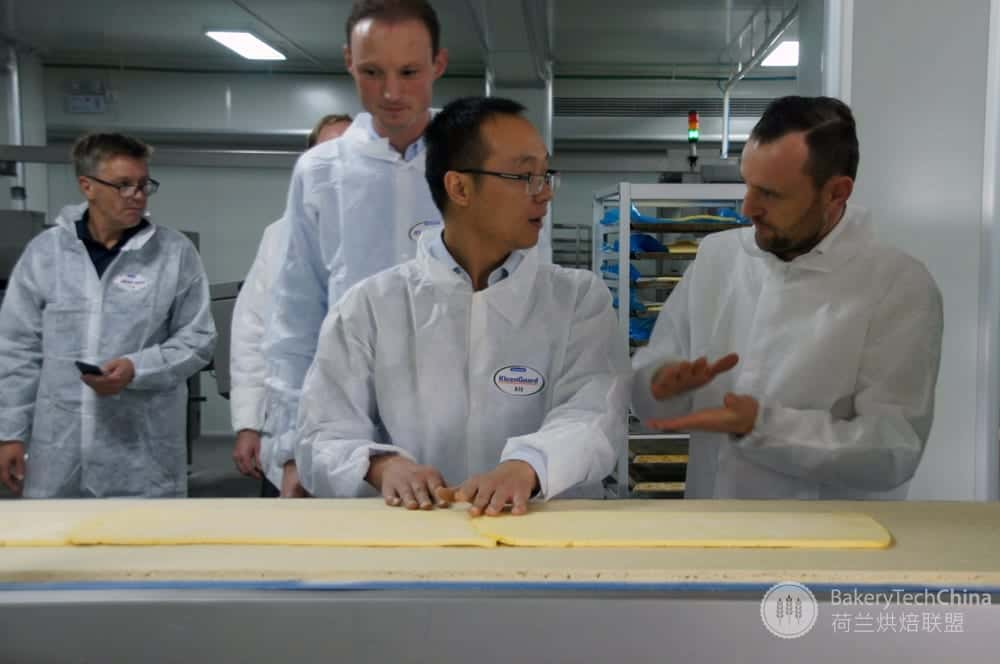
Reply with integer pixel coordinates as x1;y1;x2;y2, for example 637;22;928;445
85;175;160;198
455;169;560;195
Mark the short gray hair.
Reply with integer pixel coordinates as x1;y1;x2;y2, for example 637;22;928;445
71;132;152;177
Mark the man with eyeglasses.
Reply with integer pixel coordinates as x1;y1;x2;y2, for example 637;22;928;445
295;96;629;514
0;132;216;498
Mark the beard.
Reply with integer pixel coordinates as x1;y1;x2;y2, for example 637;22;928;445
753;195;829;261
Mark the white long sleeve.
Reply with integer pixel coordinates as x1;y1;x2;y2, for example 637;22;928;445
229;220;288;432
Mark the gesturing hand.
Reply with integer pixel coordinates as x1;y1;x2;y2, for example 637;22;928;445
647;393;759;436
649;353;739;400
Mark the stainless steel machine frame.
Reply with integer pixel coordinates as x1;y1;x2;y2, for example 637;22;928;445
1;583;998;662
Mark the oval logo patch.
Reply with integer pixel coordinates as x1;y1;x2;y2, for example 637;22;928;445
113;273;149;292
493;365;545;396
408;219;442;242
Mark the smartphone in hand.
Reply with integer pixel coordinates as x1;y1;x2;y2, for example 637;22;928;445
75;361;104;376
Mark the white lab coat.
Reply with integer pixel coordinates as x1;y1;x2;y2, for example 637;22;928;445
229;217;289;487
295;228;630;499
261;113;444;476
0;203;216;498
631;206;943;499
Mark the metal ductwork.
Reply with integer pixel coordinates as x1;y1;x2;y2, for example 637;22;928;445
551;96;779;146
555;97;774;118
465;0;552;89
5;41;25;210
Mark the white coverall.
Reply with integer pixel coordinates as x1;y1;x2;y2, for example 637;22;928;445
296;228;630;500
261;113;443;476
229;218;289;487
0;203;216;497
631;206;944;499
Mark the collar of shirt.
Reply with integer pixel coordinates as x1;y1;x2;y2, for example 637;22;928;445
425;227;525;288
363;115;426;162
75;209;150;252
417;226;540;327
75;209;151;278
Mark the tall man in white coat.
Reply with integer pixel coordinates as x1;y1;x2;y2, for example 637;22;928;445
295;96;629;516
262;0;448;496
632;96;943;500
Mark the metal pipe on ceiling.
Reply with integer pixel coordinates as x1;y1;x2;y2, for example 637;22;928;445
720;3;799;159
6;42;25;210
721;88;732;159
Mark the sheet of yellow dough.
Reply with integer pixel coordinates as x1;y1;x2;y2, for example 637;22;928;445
1;510;82;546
473;511;892;549
5;502;890;550
69;505;496;548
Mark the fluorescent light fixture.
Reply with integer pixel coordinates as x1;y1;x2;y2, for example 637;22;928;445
205;31;285;61
762;40;799;67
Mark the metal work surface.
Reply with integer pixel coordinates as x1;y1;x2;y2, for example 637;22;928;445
1;586;998;663
4;498;1000;661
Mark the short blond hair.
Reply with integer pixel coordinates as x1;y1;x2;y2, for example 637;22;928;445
307;114;353;148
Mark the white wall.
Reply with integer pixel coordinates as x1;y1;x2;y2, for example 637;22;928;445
849;0;996;499
44;67;483;141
